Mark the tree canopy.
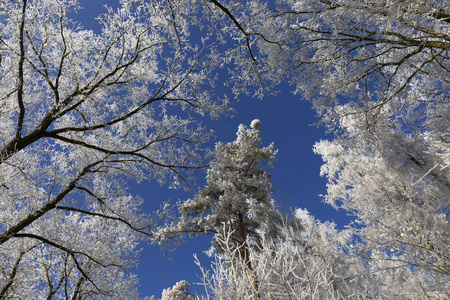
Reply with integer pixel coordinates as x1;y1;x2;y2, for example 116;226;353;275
0;0;448;299
0;0;232;297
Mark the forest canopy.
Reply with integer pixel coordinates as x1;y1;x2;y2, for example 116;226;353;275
0;0;448;299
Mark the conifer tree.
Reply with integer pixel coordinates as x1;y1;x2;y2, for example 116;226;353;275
158;120;279;298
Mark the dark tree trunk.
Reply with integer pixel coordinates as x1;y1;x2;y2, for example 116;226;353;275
237;210;260;299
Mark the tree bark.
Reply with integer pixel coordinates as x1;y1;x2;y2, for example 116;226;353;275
237;210;260;299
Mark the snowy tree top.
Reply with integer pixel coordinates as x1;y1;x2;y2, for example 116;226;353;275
250;119;261;129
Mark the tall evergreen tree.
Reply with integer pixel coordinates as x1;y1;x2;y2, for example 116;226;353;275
157;120;279;298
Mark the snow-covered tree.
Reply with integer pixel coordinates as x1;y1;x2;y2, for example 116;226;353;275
159;280;198;300
157;120;279;298
232;0;450;108
195;210;380;300
159;120;279;249
0;0;242;298
313;126;450;297
236;0;450;296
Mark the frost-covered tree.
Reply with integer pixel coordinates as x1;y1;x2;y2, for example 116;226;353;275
159;120;279;250
0;0;244;298
235;0;450;296
157;120;279;299
232;0;450;108
196;210;379;300
313;129;450;297
159;280;198;300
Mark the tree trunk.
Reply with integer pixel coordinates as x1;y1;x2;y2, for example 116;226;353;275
237;210;260;299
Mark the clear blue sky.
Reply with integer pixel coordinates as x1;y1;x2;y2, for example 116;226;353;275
73;1;352;297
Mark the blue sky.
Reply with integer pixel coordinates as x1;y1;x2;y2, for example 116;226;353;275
134;95;351;298
73;1;352;297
